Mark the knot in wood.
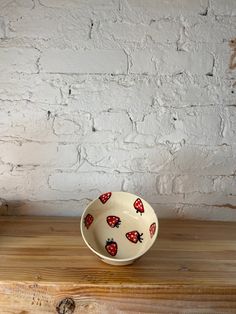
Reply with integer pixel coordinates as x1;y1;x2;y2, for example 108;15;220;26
56;298;75;314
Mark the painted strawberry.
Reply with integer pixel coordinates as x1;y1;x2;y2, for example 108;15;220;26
99;192;112;204
126;230;143;244
84;214;94;229
106;215;121;228
105;238;118;256
149;222;156;238
133;198;144;215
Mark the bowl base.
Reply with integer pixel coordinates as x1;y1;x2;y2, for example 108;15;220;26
101;258;135;266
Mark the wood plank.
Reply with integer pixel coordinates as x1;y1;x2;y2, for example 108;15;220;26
0;217;235;313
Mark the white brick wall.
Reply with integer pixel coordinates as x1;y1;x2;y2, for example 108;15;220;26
40;49;127;74
0;0;236;220
0;48;39;73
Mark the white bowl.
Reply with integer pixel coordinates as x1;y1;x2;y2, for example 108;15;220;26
80;191;158;266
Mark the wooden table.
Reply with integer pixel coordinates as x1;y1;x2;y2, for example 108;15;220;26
0;216;235;313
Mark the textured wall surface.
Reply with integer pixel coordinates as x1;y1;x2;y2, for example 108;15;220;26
0;0;236;220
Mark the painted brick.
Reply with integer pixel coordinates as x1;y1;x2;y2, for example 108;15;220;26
184;193;236;206
68;75;235;113
100;19;181;44
122;173;184;204
0;170;50;201
100;22;147;43
94;111;132;134
48;172;123;192
39;0;119;9
149;19;182;43
171;107;223;146
0;17;5;38
81;130;117;145
124;133;156;147
173;175;215;194
40;49;127;74
186;16;236;43
224;106;236;144
0;0;33;10
125;0;208;21
156;75;236;107
8;9;90;47
137;107;223;146
69;76;155;120
211;0;236;16
0;75;62;104
130;48;213;75
156;175;174;195
6;112;50;141
81;145;172;173
136;109;173;140
214;44;236;77
0;163;12;175
0;48;39;73
53;112;92;137
0;143;78;167
168;145;236;175
130;50;157;74
0;173;29;197
122;173;158;201
214;176;236;195
0;106;58;142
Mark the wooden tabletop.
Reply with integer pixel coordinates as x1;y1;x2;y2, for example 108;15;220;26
0;216;235;313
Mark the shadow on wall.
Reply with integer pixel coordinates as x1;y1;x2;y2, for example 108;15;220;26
0;200;37;216
0;141;236;220
121;144;236;221
0;199;91;216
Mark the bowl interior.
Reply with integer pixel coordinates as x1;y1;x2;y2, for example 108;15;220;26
81;192;158;261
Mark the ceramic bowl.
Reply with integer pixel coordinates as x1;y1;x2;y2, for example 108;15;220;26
80;191;158;266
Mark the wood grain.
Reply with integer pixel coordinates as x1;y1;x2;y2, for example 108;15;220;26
0;216;236;313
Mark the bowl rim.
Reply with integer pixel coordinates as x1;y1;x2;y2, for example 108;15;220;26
80;191;159;263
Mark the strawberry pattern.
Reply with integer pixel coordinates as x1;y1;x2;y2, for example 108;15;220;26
107;215;121;228
99;192;112;204
83;193;157;259
84;214;94;229
105;238;118;256
149;222;156;238
126;230;143;243
133;198;144;215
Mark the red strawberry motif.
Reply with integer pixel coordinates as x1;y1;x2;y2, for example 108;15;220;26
84;214;94;229
149;222;156;238
99;192;112;204
105;238;118;256
133;198;144;215
106;215;121;228
126;230;143;244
